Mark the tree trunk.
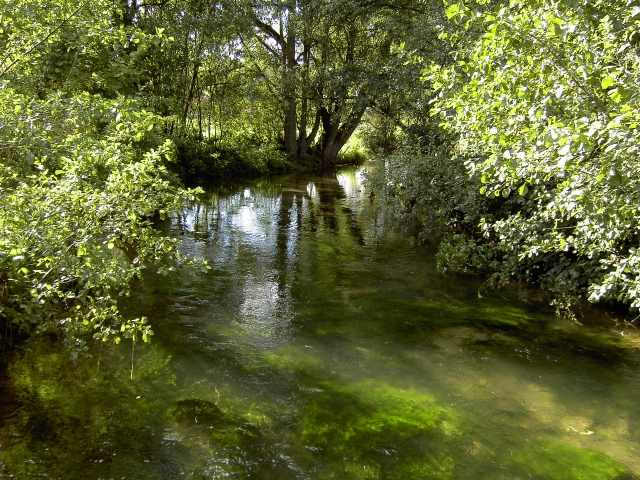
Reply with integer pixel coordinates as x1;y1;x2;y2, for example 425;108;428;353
284;97;297;157
321;141;341;171
297;40;310;158
197;86;203;141
317;99;367;171
283;9;297;158
182;61;200;132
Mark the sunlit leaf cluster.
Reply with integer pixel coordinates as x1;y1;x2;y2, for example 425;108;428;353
428;0;640;309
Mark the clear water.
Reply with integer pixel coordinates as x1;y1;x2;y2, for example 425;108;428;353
1;166;640;479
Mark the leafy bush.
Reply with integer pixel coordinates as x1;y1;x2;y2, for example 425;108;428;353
427;0;640;310
337;133;369;165
0;90;200;345
337;148;368;166
174;135;290;183
373;140;484;242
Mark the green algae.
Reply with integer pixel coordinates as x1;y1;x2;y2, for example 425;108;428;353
344;380;459;437
263;345;328;374
475;304;537;328
0;340;182;480
341;462;381;480
262;344;457;434
171;398;227;426
512;440;634;480
385;456;455;480
294;379;460;480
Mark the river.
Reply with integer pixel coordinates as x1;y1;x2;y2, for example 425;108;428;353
1;166;639;479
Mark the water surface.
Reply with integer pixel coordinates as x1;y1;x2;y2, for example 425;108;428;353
1;166;640;479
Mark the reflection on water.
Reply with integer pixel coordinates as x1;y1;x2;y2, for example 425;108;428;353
1;166;640;479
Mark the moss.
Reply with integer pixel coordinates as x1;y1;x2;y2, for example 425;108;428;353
171;398;226;426
476;304;537;328
512;440;633;480
299;379;459;468
344;381;459;437
263;346;327;374
386;456;455;480
263;346;461;476
342;462;381;479
0;339;180;479
263;346;459;429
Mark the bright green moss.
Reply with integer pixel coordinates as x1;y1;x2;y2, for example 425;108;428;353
263;346;327;373
512;440;631;480
477;304;535;328
300;379;459;454
347;381;459;436
341;462;381;480
386;456;455;480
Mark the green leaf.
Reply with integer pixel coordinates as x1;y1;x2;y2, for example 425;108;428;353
518;184;528;196
608;88;623;103
601;75;616;90
445;3;461;19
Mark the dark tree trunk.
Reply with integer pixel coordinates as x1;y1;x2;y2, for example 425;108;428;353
182;60;200;131
321;142;341;171
297;39;311;158
282;6;297;158
316;102;367;171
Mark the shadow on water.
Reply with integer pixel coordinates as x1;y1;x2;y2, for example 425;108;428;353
1;165;640;479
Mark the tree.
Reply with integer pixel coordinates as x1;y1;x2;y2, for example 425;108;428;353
429;0;640;310
0;0;202;345
251;0;426;170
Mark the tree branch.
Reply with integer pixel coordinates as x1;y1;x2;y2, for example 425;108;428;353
1;2;87;77
254;17;285;46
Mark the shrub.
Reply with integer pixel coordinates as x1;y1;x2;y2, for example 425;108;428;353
0;90;201;346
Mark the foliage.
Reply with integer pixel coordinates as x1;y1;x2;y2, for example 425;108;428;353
0;0;175;95
245;0;445;168
0;0;215;346
378;143;483;241
0;89;202;344
414;0;640;311
174;135;289;183
337;133;369;165
6;0;640;347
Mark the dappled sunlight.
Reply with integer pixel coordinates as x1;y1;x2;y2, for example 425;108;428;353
337;168;366;199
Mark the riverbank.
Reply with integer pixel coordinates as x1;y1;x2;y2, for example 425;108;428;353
172;137;368;185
